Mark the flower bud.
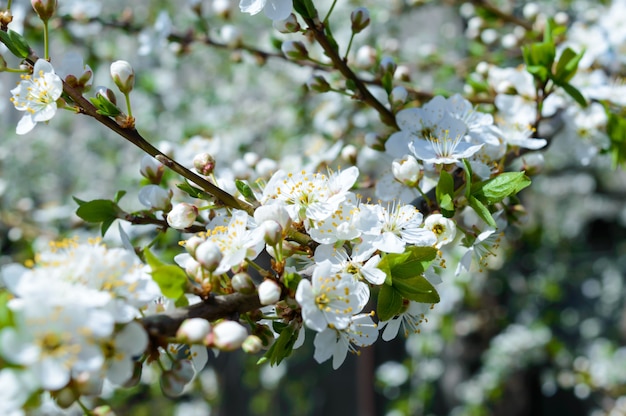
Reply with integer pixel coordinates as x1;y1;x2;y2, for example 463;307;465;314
231;272;255;294
31;0;57;22
379;56;397;76
273;13;301;33
281;40;309;60
341;144;358;165
51;386;77;409
220;24;242;48
394;65;411;82
194;241;223;272
193;152;216;176
167;203;198;229
140;155;164;184
185;236;205;257
177;318;212;343
258;279;282;305
262;220;282;246
390;86;408;106
254;204;292;231
242;335;264;354
209;321;248;351
185;258;204;282
306;74;331;93
138;185;172;211
212;0;231;18
110;60;135;94
351;7;370;33
392;155;423;186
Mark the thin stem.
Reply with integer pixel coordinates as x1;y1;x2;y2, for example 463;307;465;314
302;17;399;129
76;399;94;416
7;0;12;10
323;0;338;24
43;20;49;60
344;32;356;61
123;91;133;118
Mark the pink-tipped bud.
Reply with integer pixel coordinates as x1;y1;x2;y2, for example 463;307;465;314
258;279;281;305
167;203;198;229
110;60;135;94
193;152;216;176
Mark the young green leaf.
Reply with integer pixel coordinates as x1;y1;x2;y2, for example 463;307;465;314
393;275;440;303
75;199;122;223
377;285;405;321
143;248;188;300
474;172;531;204
468;195;497;228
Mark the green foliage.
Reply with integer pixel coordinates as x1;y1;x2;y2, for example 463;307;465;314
0;30;32;59
258;321;299;366
606;110;626;168
377;246;440;321
0;292;14;329
436;170;455;217
89;93;122;117
472;172;531;205
282;272;302;292
292;0;318;19
143;248;188;301
177;181;212;200
73;197;123;236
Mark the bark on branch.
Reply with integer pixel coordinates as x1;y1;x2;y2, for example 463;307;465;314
141;292;262;339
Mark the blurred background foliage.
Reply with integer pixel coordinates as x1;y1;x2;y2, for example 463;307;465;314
1;0;626;415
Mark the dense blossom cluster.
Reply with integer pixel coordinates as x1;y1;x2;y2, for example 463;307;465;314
1;0;625;414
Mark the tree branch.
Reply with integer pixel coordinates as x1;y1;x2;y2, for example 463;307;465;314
141;292;262;338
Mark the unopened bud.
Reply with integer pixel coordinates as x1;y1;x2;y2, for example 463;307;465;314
258;279;282;305
392;155;423;186
167;203;198;229
281;40;308;60
231;272;255;294
212;0;231;18
341;144;358;165
273;13;301;33
390;86;408;106
262;220;282;246
140;155;164;184
253;204;292;231
193;152;216;176
95;86;118;106
194;240;223;272
242;335;264;354
138;185;172;211
351;7;370;33
306;74;331;93
209;320;248;351
110;60;135;94
379;56;397;76
394;65;411;82
177;318;212;343
185;236;205;257
31;0;57;22
220;24;242;48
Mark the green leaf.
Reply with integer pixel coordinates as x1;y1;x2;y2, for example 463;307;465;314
468;195;496;228
292;0;318;19
75;199;121;223
143;248;188;300
114;190;127;203
554;47;584;83
393;275;440;303
89;95;121;117
606;111;626;168
436;170;455;216
559;82;588;107
261;321;298;366
0;30;31;58
377;285;405;321
235;180;258;204
177;181;212;200
0;292;14;329
473;172;531;204
282;272;302;292
463;159;473;200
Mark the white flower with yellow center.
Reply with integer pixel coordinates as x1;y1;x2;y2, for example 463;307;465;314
10;59;63;135
424;214;457;248
295;261;369;332
369;203;437;254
